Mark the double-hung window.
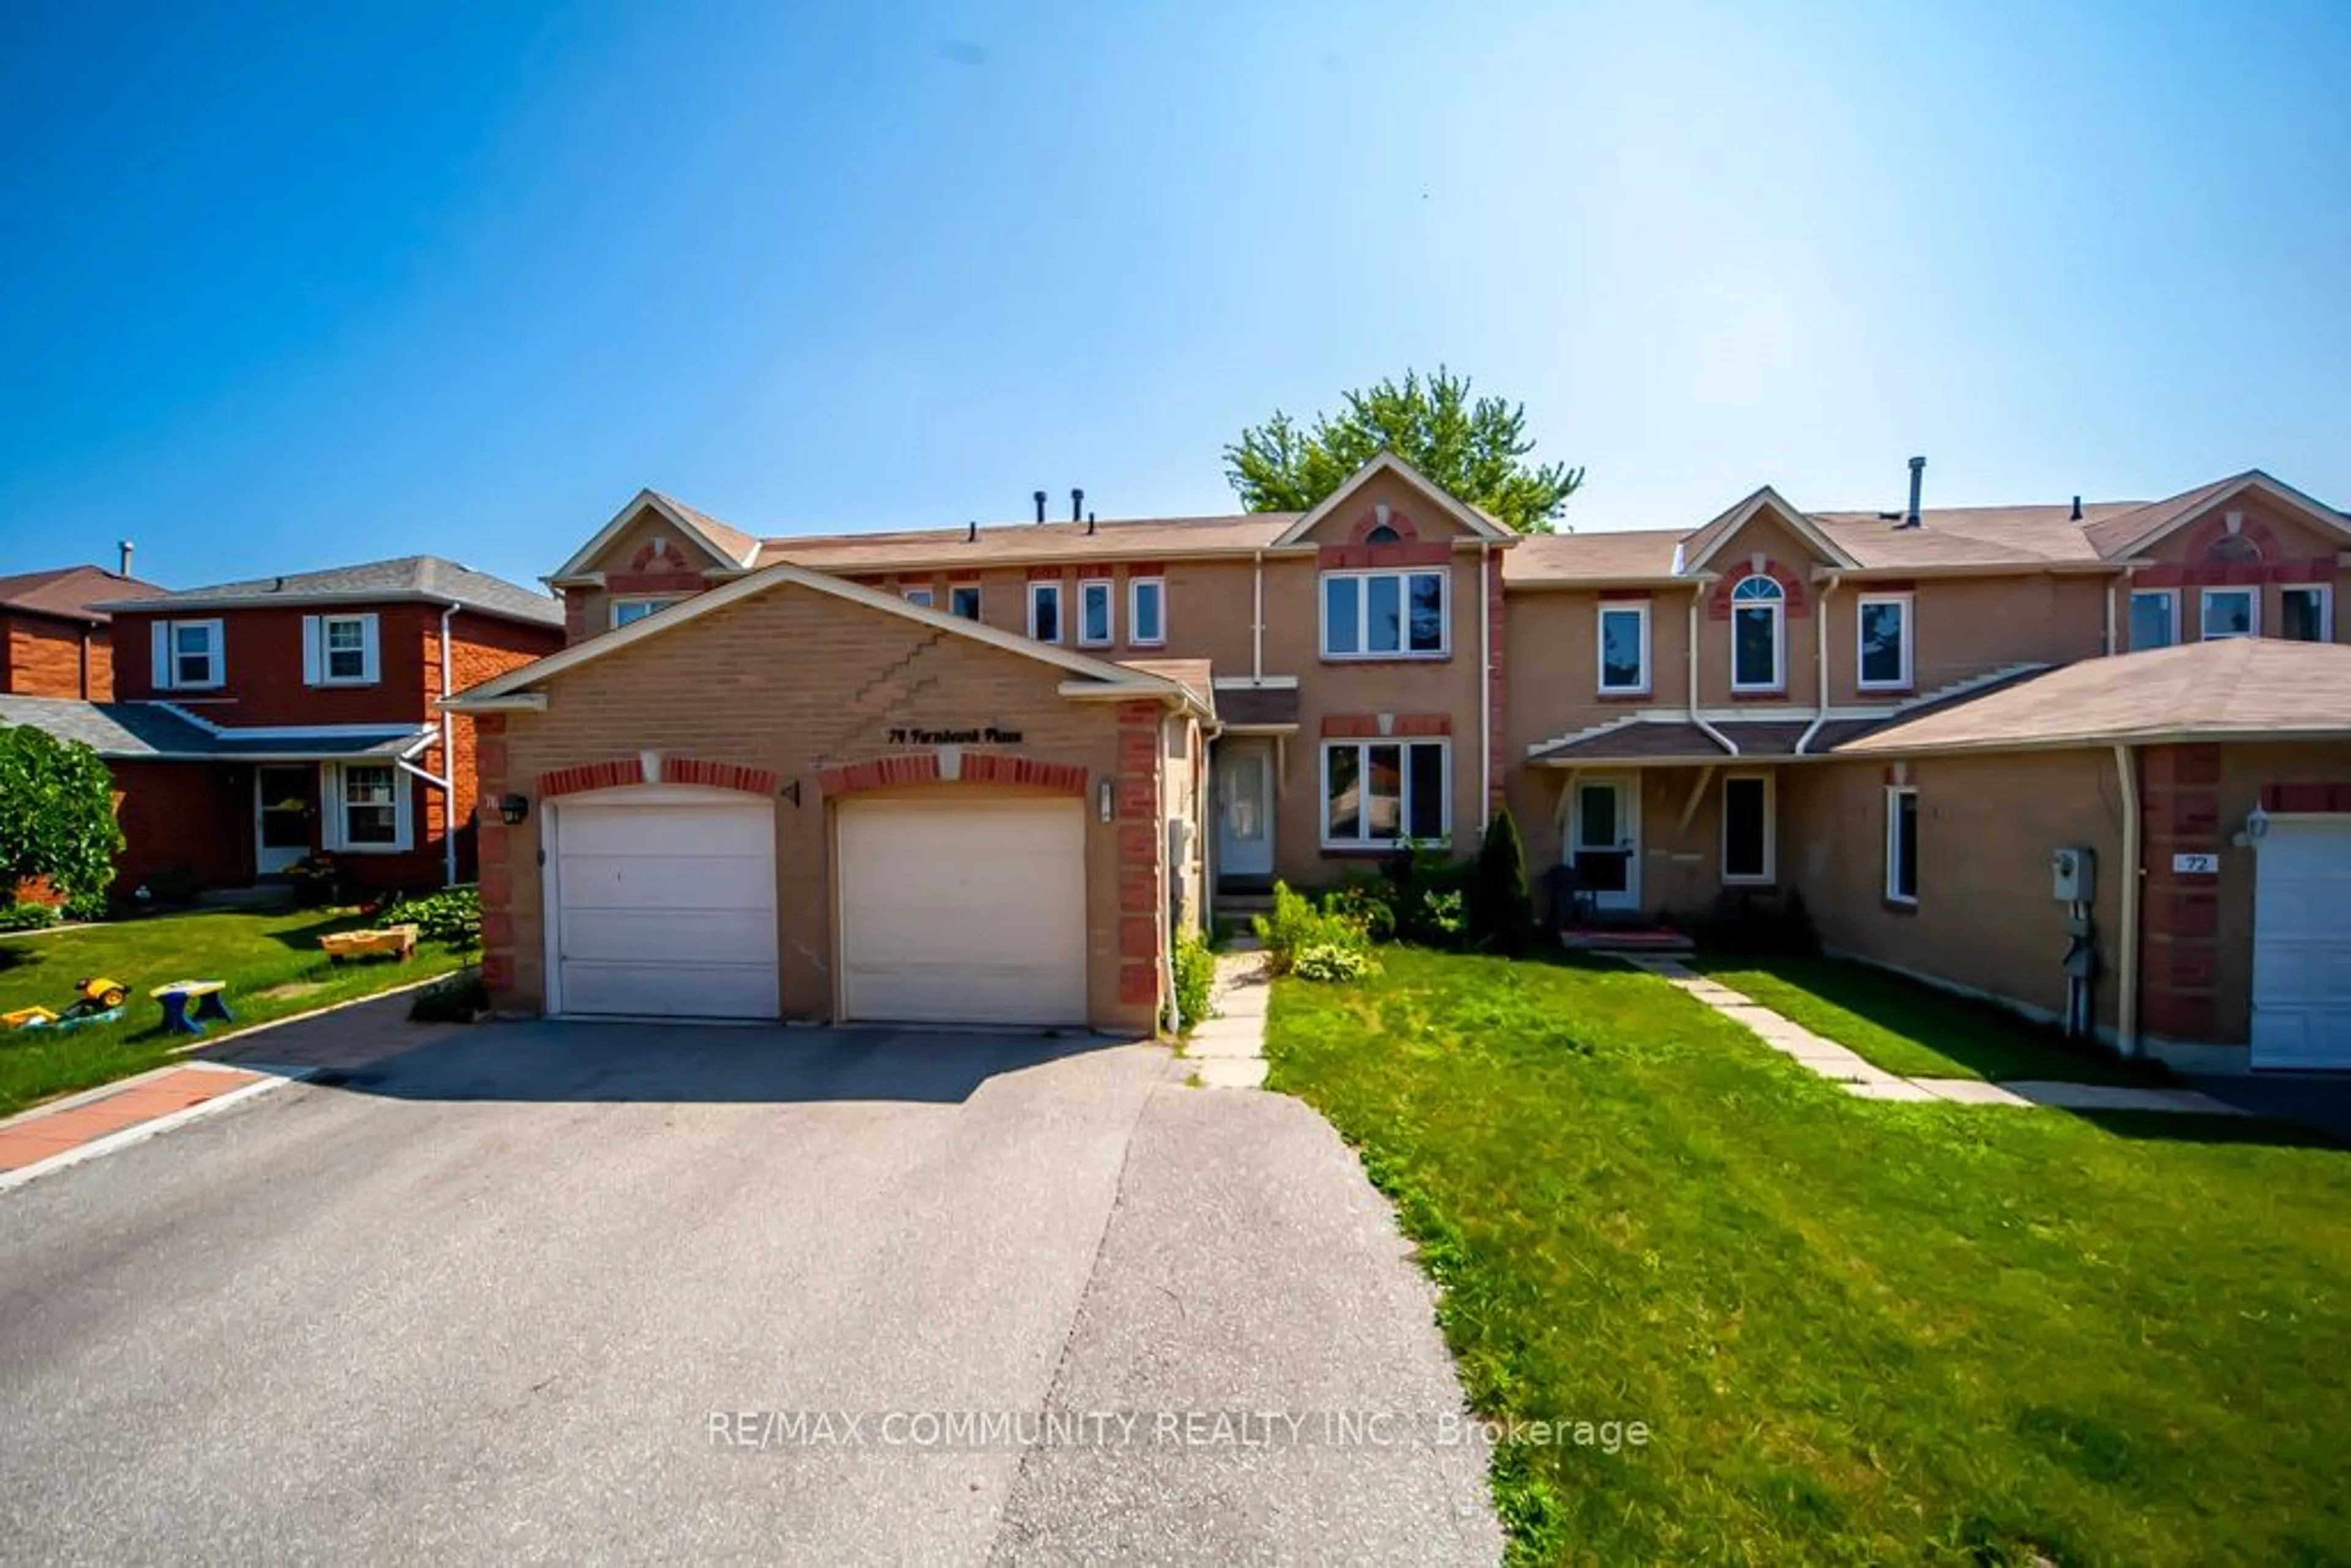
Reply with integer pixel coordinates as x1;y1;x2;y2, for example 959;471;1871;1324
612;597;677;628
1884;786;1919;905
1730;576;1784;692
331;763;408;852
151;619;225;691
1128;576;1165;646
950;585;982;621
1322;740;1449;848
2128;589;2177;650
305;613;379;685
1078;579;1115;646
1322;569;1446;658
2200;587;2257;640
1856;593;1911;690
1029;581;1063;643
1597;602;1649;694
2281;584;2333;643
902;587;935;610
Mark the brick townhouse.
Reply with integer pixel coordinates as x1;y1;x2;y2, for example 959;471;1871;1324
452;455;2350;1068
0;563;163;700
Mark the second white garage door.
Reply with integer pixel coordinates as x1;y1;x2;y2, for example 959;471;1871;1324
837;796;1089;1027
2251;818;2351;1070
553;793;780;1019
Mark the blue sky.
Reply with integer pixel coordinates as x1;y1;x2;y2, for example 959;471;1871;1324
3;1;2347;593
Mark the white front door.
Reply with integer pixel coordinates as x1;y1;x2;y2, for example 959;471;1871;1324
1570;777;1641;914
1215;740;1275;879
2252;819;2351;1068
255;765;315;875
550;791;780;1019
836;796;1090;1027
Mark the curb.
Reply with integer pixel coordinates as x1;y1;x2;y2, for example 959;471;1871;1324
174;970;457;1059
0;1063;318;1195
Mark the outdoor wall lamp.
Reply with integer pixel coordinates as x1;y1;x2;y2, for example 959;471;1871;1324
1097;779;1114;823
498;794;530;826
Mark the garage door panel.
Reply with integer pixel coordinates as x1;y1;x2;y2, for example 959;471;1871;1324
560;959;778;1020
557;853;776;914
2253;820;2351;1070
838;798;1090;1027
553;797;780;1020
558;907;779;967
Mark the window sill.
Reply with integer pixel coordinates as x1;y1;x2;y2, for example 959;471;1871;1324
1127;639;1166;650
1722;873;1777;886
1318;653;1452;666
1858;683;1913;697
1320;841;1452;857
1728;688;1788;700
1597;688;1651;701
1881;895;1919;915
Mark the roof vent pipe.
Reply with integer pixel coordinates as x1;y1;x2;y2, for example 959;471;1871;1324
1071;487;1084;523
1033;490;1046;524
2071;494;2083;522
118;539;133;577
966;519;978;543
1902;456;1925;529
1086;512;1097;536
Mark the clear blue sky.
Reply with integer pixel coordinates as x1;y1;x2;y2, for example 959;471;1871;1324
4;1;2347;592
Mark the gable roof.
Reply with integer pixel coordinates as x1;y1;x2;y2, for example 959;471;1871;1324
91;556;563;628
549;489;763;580
1839;639;2351;755
447;559;1210;716
2080;470;2351;559
1270;450;1517;546
0;566;167;625
1679;486;1861;573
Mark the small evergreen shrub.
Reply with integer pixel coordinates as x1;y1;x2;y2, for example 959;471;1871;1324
1472;809;1534;955
1254;882;1374;978
1169;929;1216;1030
377;885;482;950
1292;941;1378;983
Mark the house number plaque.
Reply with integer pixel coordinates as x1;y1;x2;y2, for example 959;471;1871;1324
887;726;1024;746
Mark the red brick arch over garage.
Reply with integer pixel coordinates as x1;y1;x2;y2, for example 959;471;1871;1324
538;756;780;798
817;752;1089;797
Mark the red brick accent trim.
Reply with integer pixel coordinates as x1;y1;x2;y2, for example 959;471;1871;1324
2184;511;2281;563
661;756;781;795
817;754;940;795
1598;588;1653;602
1119;961;1158;1005
1317;541;1452;570
607;571;704;596
1319;713;1452;738
539;757;648;797
2133;555;2338;589
948;569;981;583
1077;563;1116;579
1706;561;1811;620
817;752;1088;797
1027;566;1067;582
629;539;699;572
2260;781;2351;813
1346;509;1421;544
961;754;1088;793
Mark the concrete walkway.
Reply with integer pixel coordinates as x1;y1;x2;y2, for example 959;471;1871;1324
1183;950;1270;1089
1626;957;2250;1116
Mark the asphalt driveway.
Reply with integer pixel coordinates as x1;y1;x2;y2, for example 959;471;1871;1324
0;1012;1499;1564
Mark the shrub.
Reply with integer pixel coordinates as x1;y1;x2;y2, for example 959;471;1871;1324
1254;882;1376;980
0;901;61;933
410;969;490;1023
61;889;110;923
1415;888;1468;944
377;885;482;950
1169;929;1216;1031
1322;879;1398;943
0;726;124;906
1292;941;1378;983
1471;808;1534;955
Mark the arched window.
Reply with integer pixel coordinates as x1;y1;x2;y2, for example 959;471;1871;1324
1731;575;1785;692
1365;523;1401;544
2204;533;2261;565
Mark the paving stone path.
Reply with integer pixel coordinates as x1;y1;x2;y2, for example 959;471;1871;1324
1624;956;2251;1116
1185;950;1270;1089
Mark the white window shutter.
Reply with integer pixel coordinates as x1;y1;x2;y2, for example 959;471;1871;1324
321;764;342;852
360;614;381;685
200;620;225;686
151;622;170;690
301;616;322;686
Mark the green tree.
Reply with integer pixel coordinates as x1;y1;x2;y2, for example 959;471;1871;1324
1223;367;1583;533
1472;808;1534;955
0;726;124;904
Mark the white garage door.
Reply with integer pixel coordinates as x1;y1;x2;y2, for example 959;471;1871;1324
553;793;779;1019
2252;819;2351;1069
837;797;1089;1027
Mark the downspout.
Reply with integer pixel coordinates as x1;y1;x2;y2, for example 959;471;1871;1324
1478;541;1493;832
395;602;461;888
1688;583;1738;756
1160;707;1182;1032
2113;742;2140;1056
1796;572;1842;755
2104;574;2118;656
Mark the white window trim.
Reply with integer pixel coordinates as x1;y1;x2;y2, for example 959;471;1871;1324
2128;588;2179;650
2199;586;2259;641
2280;582;2333;643
949;584;982;621
1128;576;1166;647
902;587;935;609
610;596;678;629
324;761;412;855
1884;785;1918;905
1595;602;1651;695
1730;579;1786;693
151;618;227;691
1318;568;1450;660
306;612;381;687
1721;772;1775;884
1854;591;1913;691
1028;580;1063;643
1318;738;1452;849
1077;579;1116;647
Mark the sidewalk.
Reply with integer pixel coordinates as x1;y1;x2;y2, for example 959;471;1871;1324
0;1062;285;1182
1625;957;2251;1116
1184;950;1270;1089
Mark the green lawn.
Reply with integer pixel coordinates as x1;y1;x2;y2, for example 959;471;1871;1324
1267;947;2351;1566
0;908;467;1118
1694;953;2172;1086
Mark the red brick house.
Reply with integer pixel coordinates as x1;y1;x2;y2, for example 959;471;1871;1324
0;556;562;897
0;565;164;699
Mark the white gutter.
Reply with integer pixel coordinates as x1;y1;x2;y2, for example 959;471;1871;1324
394;604;460;888
1687;583;1738;756
1796;572;1842;755
2114;742;2140;1057
1478;540;1493;831
1250;550;1265;681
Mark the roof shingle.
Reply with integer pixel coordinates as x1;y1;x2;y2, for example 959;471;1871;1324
94;556;562;628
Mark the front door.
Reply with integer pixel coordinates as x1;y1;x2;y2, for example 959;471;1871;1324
1570;777;1641;914
1216;739;1275;880
255;765;316;876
